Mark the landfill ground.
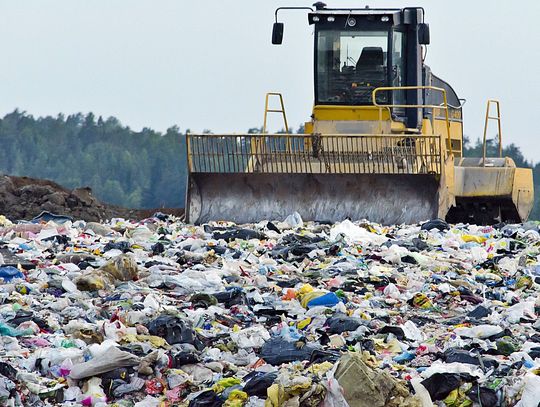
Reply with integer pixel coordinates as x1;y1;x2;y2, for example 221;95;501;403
0;209;540;406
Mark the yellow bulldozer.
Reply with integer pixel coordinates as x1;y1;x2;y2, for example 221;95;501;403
184;3;533;225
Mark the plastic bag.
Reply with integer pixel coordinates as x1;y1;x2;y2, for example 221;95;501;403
283;212;303;228
505;300;536;323
260;338;316;365
320;371;349;407
329;220;388;246
420;219;449;231
0;323;32;337
454;324;502;339
0;266;24;282
75;253;139;291
515;374;540;407
188;390;223;407
410;378;433;407
146;315;201;347
325;314;363;334
70;346;140;380
242;372;277;398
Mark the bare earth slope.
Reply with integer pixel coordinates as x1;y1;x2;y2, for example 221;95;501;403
0;174;184;221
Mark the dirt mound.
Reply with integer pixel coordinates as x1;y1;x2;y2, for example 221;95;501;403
0;175;184;222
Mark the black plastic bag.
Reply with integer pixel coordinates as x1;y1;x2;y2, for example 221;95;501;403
420;373;461;400
309;349;341;364
467;305;492;319
467;386;498;407
325;314;363;334
420;219;449;231
242;372;278;397
260;338;316;365
147;315;202;348
213;287;244;307
171;351;200;367
0;362;17;381
103;241;131;253
213;228;266;242
443;348;498;370
189;390;223;407
377;325;406;341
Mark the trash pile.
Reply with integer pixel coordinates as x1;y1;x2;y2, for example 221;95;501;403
0;212;540;406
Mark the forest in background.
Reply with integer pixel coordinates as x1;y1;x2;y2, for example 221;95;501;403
0;110;185;209
0;109;539;219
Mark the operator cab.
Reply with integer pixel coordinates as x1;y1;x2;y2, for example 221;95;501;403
273;3;461;130
308;5;427;128
310;10;405;106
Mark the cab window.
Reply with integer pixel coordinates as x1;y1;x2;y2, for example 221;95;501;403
316;29;389;105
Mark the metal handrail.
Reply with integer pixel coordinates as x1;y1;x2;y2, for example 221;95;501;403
371;86;453;156
263;92;289;134
189;133;441;139
256;92;292;172
186;133;442;176
482;99;502;166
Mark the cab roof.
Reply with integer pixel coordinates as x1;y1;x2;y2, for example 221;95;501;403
308;7;423;26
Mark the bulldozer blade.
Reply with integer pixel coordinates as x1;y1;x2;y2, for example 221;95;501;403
186;173;439;225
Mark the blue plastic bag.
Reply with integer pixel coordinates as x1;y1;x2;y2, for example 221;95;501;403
0;266;24;282
307;292;341;308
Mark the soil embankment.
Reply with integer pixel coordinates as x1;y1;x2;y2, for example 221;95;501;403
0;175;184;221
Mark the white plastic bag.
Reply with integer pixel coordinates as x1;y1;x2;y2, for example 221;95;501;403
383;283;401;299
454;324;502;339
515;374;540;407
402;320;424;342
410;378;433;407
283;212;303;228
320;366;350;407
505;300;536;324
329;220;388;246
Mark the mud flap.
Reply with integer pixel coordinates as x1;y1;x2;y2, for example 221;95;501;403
186;173;440;225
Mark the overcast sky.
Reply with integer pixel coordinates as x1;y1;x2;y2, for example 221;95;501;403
1;1;539;160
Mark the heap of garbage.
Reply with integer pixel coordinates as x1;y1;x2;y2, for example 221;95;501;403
0;211;539;406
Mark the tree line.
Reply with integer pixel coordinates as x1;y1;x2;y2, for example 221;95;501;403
0;109;539;219
0;110;185;209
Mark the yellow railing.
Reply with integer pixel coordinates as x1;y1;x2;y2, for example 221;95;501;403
371;86;453;156
482;99;502;166
256;92;291;170
262;92;289;134
187;133;442;175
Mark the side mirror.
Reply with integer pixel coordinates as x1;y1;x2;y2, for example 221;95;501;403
418;23;430;45
272;22;284;45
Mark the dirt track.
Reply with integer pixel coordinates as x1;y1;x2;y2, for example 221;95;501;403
0;175;184;222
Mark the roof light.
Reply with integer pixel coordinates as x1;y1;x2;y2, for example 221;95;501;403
381;16;390;22
327;16;335;22
312;16;320;22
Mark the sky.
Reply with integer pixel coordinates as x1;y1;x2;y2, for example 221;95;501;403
0;0;539;160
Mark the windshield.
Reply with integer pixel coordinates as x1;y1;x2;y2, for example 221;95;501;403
316;29;391;105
